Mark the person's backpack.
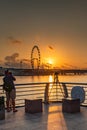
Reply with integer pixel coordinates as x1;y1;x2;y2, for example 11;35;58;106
3;83;12;92
3;77;13;92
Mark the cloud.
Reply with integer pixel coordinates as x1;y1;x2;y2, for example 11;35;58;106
48;45;54;50
61;63;78;69
5;53;19;62
21;59;31;62
4;53;19;67
8;36;22;44
4;53;31;68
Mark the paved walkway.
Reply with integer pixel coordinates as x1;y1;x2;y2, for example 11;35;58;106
0;103;87;130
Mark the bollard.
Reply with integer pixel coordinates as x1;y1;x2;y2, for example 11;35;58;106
0;96;5;120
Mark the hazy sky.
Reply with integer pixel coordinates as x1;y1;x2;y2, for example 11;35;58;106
0;0;87;69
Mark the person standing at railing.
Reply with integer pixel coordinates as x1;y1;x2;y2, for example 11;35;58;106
3;70;18;112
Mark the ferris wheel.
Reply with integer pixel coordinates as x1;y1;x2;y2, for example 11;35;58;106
31;45;41;69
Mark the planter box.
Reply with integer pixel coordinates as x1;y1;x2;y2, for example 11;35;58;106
25;99;42;113
62;98;80;113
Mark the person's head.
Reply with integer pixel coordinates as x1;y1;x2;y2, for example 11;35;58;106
9;72;12;75
5;70;9;75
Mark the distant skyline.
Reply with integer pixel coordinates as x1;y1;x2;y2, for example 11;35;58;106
0;0;87;69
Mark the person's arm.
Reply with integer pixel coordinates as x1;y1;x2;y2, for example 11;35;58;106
12;76;16;81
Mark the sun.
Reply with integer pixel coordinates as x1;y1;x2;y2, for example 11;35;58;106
48;59;53;65
43;57;56;68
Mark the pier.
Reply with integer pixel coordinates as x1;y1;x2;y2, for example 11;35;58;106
0;103;87;130
0;81;87;129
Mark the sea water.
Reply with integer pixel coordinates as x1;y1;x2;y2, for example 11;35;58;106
0;75;87;85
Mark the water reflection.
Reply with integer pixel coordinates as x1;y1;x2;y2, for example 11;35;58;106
1;75;87;85
49;75;53;89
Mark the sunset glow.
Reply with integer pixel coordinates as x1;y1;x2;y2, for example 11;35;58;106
48;58;54;65
0;1;87;69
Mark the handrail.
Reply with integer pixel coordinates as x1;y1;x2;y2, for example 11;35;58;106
0;82;87;107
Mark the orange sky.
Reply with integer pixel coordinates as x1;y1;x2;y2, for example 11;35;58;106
0;1;87;69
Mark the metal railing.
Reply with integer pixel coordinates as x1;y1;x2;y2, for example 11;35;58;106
0;82;87;107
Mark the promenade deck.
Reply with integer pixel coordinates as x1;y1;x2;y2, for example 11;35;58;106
0;103;87;130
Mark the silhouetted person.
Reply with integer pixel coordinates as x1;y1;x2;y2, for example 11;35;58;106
3;70;18;112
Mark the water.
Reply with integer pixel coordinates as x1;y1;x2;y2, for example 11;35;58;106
1;75;87;106
1;75;87;85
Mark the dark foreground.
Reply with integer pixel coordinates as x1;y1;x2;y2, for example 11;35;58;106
0;103;87;130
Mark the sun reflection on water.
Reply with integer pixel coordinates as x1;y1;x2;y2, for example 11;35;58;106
49;75;53;89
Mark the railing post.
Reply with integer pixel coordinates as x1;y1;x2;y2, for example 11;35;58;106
62;83;68;98
44;83;49;104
